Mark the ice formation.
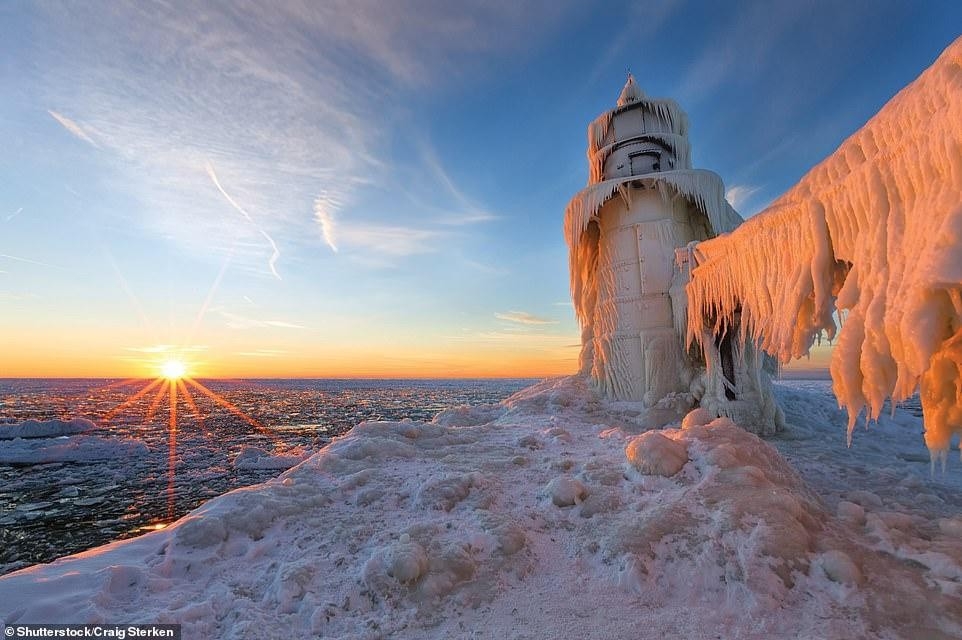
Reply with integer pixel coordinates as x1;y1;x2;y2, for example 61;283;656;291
0;418;96;440
0;434;148;465
565;74;781;433
686;36;962;463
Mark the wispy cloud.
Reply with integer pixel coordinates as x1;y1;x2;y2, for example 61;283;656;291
0;292;39;301
205;161;281;279
445;330;576;348
418;139;499;226
337;224;442;257
47;110;98;147
313;194;339;252
462;259;509;276
725;185;761;210
674;3;810;105
5;207;23;222
495;311;558;325
437;211;498;226
235;349;287;358
125;344;208;354
583;0;681;90
31;3;563;275
264;320;306;329
216;309;306;330
0;253;62;269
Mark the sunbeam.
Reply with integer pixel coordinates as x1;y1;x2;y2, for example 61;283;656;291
100;365;288;525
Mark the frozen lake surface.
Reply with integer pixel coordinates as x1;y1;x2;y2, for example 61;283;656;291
2;376;960;638
0;378;536;574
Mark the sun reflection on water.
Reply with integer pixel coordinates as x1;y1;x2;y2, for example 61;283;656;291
103;368;274;520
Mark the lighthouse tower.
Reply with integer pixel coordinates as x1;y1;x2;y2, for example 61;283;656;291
565;75;782;431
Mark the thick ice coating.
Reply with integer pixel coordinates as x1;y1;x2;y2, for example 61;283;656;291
563;74;782;433
686;37;962;464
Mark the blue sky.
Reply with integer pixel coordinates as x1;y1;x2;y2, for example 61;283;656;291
1;1;960;377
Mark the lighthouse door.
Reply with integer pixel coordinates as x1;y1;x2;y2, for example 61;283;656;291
635;221;675;296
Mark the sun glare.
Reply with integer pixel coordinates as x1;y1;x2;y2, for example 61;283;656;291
104;359;269;520
161;360;187;380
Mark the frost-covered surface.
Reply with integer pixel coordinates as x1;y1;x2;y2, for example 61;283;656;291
0;418;96;440
565;76;751;415
0;435;148;465
2;377;960;639
686;36;962;460
564;170;742;253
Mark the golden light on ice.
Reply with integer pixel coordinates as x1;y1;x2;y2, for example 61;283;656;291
161;360;187;380
103;359;273;520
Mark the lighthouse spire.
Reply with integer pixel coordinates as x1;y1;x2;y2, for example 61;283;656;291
617;72;644;107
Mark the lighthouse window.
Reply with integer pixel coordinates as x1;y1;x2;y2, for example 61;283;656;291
629;151;661;175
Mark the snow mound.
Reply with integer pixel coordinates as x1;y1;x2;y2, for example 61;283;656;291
0;435;147;465
0;418;97;440
624;431;688;476
686;36;962;461
681;407;713;429
544;476;588;507
432;403;504;427
819;550;863;586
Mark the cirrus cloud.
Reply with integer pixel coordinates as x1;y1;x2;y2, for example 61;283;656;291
495;311;558;325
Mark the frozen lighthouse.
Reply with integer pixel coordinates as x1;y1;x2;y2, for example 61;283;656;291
564;74;782;432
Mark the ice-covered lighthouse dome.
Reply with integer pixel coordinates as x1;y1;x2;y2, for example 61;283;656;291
564;74;781;432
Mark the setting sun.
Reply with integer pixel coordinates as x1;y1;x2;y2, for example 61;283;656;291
161;360;187;380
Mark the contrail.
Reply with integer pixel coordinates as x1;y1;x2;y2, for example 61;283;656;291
205;161;281;280
6;207;23;222
48;110;99;147
0;253;61;269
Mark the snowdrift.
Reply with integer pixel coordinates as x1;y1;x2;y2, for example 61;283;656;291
686;36;962;461
1;377;960;639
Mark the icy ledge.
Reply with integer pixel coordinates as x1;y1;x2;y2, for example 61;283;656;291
1;377;960;639
687;36;962;463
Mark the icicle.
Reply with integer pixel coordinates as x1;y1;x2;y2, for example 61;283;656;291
565;170;742;256
685;36;962;461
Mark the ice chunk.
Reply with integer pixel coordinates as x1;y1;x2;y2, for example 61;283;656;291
544;476;588;507
0;435;147;465
233;446;308;470
0;418;96;440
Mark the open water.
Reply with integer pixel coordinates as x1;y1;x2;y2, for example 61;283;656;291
0;378;536;575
